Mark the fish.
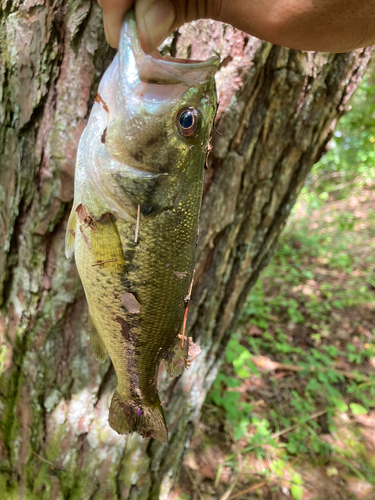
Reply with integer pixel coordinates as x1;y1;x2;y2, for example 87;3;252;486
65;10;218;442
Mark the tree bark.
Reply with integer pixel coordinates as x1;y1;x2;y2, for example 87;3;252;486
0;1;372;498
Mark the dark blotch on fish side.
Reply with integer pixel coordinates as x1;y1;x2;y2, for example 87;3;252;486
144;136;159;148
114;172;164;213
141;204;155;216
131;150;144;163
99;212;115;224
115;323;141;400
120;250;137;289
117;399;135;423
101;127;107;144
116;316;130;340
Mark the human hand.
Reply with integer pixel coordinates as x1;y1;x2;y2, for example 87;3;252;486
98;0;375;54
98;0;225;51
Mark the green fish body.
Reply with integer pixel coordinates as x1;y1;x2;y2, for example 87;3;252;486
65;11;218;442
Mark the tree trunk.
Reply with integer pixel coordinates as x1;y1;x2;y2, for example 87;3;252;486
0;1;372;498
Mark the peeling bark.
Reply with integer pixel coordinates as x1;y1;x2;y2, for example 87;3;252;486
0;2;373;499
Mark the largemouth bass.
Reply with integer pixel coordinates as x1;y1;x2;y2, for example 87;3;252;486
65;11;218;442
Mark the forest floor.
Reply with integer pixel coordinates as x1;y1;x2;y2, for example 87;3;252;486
170;173;375;500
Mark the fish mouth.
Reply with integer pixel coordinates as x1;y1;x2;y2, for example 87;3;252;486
120;10;219;86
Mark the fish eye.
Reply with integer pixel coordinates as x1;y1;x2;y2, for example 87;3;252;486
176;107;200;138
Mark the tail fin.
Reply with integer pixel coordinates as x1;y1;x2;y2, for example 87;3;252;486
108;390;168;442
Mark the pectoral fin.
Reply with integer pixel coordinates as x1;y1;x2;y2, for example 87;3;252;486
65;209;78;258
89;314;107;362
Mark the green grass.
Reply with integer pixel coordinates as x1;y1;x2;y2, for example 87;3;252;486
201;183;375;498
199;191;375;498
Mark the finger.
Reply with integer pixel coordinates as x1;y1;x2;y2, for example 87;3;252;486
99;0;134;48
135;0;176;53
135;0;224;53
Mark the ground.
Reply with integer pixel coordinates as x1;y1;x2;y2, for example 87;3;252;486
169;160;375;500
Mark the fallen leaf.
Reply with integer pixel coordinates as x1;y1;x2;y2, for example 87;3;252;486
353;411;375;428
347;479;373;499
199;464;214;480
247;325;263;336
252;355;279;371
184;450;199;470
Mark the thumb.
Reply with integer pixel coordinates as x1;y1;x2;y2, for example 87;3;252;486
135;0;177;52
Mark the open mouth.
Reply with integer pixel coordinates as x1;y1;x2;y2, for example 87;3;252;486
121;10;219;86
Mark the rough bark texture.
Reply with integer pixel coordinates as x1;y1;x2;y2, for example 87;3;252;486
0;1;373;499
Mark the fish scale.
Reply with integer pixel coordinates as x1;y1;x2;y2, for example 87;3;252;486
65;10;218;441
126;192;201;397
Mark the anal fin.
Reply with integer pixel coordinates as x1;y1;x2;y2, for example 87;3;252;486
89;315;107;362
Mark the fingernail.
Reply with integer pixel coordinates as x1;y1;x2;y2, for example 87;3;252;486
140;0;175;51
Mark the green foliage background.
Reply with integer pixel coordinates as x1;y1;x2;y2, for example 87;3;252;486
308;69;375;200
